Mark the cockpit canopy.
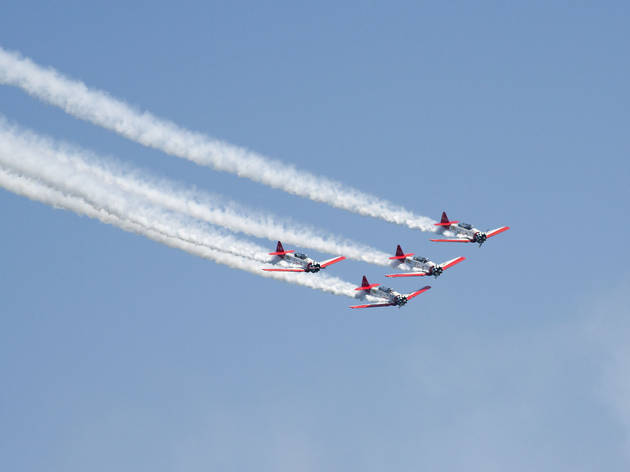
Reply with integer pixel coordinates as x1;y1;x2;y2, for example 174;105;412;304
458;222;473;230
412;256;429;263
380;286;393;293
294;252;307;259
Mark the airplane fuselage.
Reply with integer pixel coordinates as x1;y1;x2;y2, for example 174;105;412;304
281;253;321;272
364;286;408;306
266;243;345;273
396;256;441;277
440;222;486;244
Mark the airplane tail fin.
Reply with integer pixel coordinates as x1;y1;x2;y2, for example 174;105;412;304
355;275;380;291
268;241;295;256
389;244;415;260
434;211;459;227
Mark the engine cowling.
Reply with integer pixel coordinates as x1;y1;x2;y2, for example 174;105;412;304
474;232;487;244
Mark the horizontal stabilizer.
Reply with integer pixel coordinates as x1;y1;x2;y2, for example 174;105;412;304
269;250;295;256
433;221;458;227
406;286;431;300
486;226;510;238
389;254;414;260
349;303;395;309
385;272;427;278
355;283;380;291
262;268;304;272
320;256;346;268
440;256;466;270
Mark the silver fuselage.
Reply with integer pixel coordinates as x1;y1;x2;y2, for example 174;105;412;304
440;222;486;244
280;252;320;272
395;256;439;275
365;286;407;306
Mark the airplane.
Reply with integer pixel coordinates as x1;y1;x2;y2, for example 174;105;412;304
349;275;431;309
385;245;465;278
262;241;346;273
430;211;509;246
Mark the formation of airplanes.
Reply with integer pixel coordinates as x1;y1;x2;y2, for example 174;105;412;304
263;211;509;309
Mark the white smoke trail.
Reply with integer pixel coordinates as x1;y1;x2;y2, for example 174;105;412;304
0;125;274;265
0;117;390;264
0;46;437;231
0;165;365;299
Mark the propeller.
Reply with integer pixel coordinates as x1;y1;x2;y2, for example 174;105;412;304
474;232;487;245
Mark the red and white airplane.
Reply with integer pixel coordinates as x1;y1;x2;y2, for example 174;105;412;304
385;245;465;278
349;275;431;309
431;211;509;246
262;241;346;273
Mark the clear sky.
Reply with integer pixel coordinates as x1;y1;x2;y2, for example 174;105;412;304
1;1;629;470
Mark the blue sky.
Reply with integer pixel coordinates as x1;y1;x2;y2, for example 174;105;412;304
1;1;629;470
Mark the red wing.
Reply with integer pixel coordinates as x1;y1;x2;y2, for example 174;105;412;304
349;303;395;309
440;256;466;270
385;272;428;278
262;268;304;272
320;256;346;268
486;226;510;238
406;286;432;300
430;238;472;243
